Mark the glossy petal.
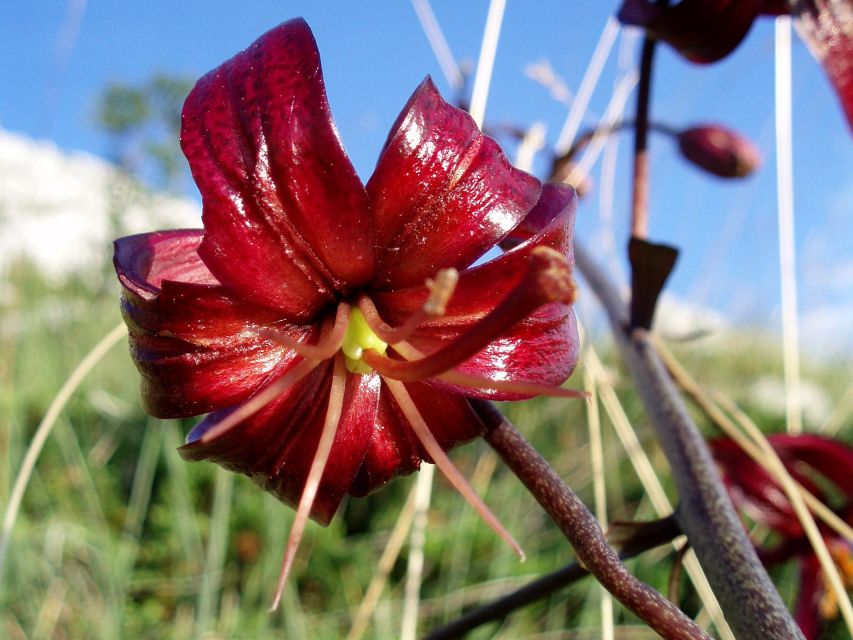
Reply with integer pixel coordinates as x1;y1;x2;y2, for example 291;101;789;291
618;0;764;64
349;380;484;495
115;230;311;417
374;184;579;400
796;0;853;131
367;77;541;289
181;19;374;318
181;364;377;525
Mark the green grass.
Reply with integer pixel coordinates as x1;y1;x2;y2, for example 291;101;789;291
1;262;850;638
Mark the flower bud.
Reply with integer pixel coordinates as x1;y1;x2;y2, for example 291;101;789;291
677;125;761;178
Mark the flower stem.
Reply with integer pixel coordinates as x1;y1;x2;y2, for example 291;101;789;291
473;400;712;640
631;34;658;239
573;240;805;640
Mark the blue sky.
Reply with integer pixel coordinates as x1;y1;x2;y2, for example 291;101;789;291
2;2;851;355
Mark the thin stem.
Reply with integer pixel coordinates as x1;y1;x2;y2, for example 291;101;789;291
425;520;679;640
473;401;711;640
630;34;658;239
573;240;804;639
554;119;679;171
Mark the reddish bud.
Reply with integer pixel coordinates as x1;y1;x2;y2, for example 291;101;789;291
677;125;762;178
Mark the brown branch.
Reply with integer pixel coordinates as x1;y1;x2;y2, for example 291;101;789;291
425;515;681;639
474;401;713;640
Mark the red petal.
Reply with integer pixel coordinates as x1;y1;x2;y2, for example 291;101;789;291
367;77;541;289
768;433;853;501
711;438;803;537
114;230;311;417
349;380;484;496
618;0;764;64
181;19;375;318
796;0;853;131
181;363;377;525
374;185;579;400
793;554;824;640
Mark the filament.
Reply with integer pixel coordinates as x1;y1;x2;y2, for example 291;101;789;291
261;303;351;360
270;354;348;611
382;377;525;559
199;314;347;444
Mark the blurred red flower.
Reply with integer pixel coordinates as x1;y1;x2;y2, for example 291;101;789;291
712;434;853;639
617;0;788;64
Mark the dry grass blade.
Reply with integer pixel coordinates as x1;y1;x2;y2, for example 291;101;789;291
583;344;735;640
584;368;614;640
774;16;803;435
0;321;127;583
346;487;417;640
468;0;507;128
712;391;853;636
401;464;435;640
654;337;853;545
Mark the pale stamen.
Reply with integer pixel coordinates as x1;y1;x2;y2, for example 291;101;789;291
382;377;525;560
392;340;588;399
270;354;348;611
261;303;351;361
200;313;348;444
362;247;576;382
357;268;458;345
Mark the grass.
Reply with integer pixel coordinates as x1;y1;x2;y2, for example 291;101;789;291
0;261;850;639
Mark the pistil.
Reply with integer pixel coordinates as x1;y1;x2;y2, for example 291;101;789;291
362;247;577;382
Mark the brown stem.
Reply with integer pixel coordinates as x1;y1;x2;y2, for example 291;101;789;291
425;515;681;640
473;400;713;640
573;240;804;639
631;35;657;239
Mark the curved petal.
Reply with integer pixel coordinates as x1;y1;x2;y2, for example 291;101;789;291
793;554;824;640
348;380;484;496
769;434;853;500
181;363;377;525
115;230;312;418
366;77;541;289
373;185;579;400
711;438;804;537
181;19;374;318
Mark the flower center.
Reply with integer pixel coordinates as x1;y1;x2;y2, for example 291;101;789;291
340;307;387;374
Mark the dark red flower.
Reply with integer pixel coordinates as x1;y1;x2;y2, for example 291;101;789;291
114;19;580;601
677;124;762;177
712;434;853;638
795;0;853;131
617;0;790;64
